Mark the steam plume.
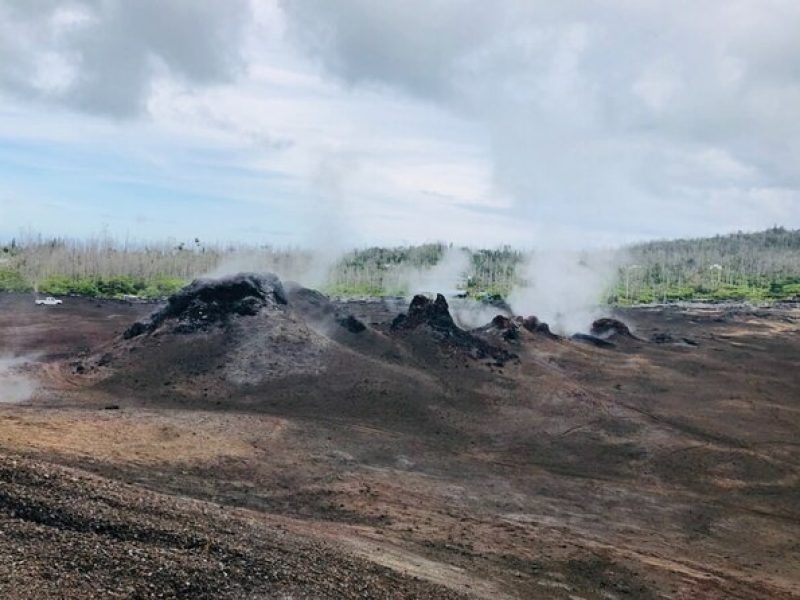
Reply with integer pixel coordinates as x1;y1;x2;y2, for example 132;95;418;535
507;249;619;335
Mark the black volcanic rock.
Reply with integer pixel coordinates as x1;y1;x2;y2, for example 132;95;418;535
392;294;457;333
473;315;521;342
520;316;560;339
124;273;287;338
591;318;634;339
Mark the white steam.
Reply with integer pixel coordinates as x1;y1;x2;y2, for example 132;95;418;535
385;247;508;329
448;299;507;329
199;242;620;336
391;247;471;296
202;249;340;290
507;250;619;335
0;356;37;404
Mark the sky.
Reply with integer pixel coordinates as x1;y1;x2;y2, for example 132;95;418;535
0;0;799;249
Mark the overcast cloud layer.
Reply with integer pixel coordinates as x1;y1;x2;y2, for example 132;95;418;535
1;0;798;247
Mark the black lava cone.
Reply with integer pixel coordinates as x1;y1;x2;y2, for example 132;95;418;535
392;294;457;333
392;294;517;364
521;316;560;339
124;273;287;338
591;318;635;340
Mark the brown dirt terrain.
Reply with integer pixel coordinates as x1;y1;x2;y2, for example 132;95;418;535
1;287;799;599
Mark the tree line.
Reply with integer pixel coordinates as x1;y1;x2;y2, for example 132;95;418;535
614;227;800;303
1;228;798;303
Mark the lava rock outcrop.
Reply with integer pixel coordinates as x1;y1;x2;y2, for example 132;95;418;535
124;273;287;338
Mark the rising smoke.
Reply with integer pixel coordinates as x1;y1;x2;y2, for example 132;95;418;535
203;249;338;290
390;247;471;297
507;249;620;335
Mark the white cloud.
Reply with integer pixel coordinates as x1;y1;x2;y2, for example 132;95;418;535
0;0;251;116
1;0;799;246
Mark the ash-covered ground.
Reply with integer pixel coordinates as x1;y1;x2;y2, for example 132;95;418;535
1;277;799;599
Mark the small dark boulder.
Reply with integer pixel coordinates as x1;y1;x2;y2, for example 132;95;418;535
473;315;521;342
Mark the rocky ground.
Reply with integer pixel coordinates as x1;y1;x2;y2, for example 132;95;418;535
0;453;464;599
1;285;799;599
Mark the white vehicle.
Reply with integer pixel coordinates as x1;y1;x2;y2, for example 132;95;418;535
35;296;63;306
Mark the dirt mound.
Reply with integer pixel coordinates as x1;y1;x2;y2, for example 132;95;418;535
590;317;636;340
124;273;287;338
89;274;335;389
392;295;516;364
